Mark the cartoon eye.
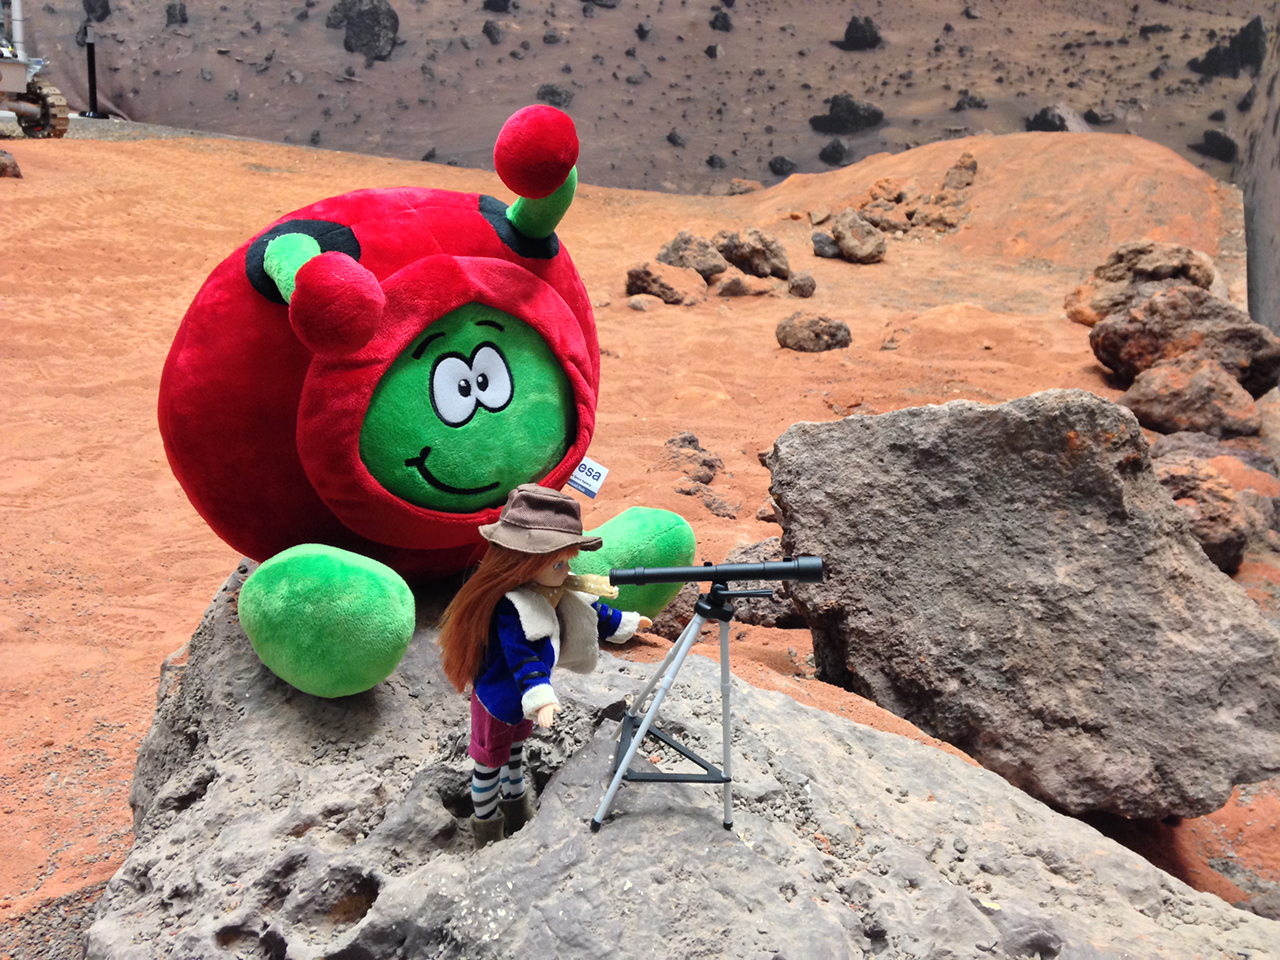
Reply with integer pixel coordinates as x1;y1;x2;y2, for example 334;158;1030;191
431;355;479;427
471;344;513;412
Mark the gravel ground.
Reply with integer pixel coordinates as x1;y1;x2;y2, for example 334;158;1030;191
0;881;105;960
0;113;255;143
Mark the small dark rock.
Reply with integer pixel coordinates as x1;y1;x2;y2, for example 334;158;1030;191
420;148;437;161
1190;130;1238;163
543;28;563;44
705;43;723;58
482;20;503;44
82;0;110;22
1208;109;1227;122
952;90;987;111
0;149;23;179
809;94;884;135
788;272;816;298
776;312;851;352
1138;24;1172;38
710;11;732;32
536;83;574;109
326;0;400;62
482;0;510;11
667;129;686;148
768;155;797;177
813;232;842;259
636;16;653;41
818;138;848;165
706;153;727;169
1025;103;1091;133
164;1;187;27
1238;86;1256;113
834;15;881;51
1083;108;1116;125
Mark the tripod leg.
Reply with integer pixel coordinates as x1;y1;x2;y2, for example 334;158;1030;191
626;613;705;719
719;619;733;830
591;617;704;832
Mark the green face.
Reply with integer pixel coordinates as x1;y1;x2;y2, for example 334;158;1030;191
359;303;575;512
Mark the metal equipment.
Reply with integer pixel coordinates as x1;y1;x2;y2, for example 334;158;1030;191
590;556;825;832
0;0;69;138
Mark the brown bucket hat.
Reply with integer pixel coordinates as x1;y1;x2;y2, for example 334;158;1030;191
479;484;603;554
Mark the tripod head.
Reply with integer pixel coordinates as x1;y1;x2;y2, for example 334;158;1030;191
610;556;824;621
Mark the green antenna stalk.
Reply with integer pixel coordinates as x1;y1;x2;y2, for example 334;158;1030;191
506;167;577;240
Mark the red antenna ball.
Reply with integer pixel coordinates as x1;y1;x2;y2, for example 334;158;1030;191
494;105;580;200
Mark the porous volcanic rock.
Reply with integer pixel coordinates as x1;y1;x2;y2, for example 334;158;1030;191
0;150;22;179
656;230;730;282
651;430;723;485
1150;431;1280;476
1063;239;1227;328
1119;353;1261;439
711;266;773;297
765;390;1280;819
828;208;887;263
787;272;816;298
1089;286;1280;398
85;567;1280;957
625;261;706;305
1151;452;1255;574
325;0;400;62
776;312;851;352
812;232;841;259
711;228;790;279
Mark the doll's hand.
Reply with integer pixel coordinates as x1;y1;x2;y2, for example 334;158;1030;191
637;616;653;630
536;703;561;729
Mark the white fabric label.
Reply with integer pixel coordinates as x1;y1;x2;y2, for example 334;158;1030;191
567;455;609;499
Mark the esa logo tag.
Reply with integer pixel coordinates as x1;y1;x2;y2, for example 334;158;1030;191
567;455;609;499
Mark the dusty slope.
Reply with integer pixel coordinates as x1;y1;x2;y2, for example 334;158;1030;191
15;0;1268;192
1;127;1277;934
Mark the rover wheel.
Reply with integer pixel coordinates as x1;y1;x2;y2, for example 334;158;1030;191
16;77;70;139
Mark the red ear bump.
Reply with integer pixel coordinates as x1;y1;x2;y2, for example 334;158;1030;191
288;251;385;356
494;105;580;200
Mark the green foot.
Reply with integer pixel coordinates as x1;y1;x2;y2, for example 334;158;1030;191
574;508;696;618
239;544;415;698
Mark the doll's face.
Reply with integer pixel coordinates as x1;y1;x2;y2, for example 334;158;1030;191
358;303;574;512
532;551;578;587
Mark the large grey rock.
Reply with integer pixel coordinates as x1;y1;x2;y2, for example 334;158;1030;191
829;208;887;264
765;390;1280;818
725;537;806;628
86;563;1280;957
711;228;791;279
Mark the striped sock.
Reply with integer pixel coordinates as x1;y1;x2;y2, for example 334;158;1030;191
471;762;501;819
500;740;526;801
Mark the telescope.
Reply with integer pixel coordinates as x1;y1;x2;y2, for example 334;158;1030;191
591;554;825;833
609;556;824;587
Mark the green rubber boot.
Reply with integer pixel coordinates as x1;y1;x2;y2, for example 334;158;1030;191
238;544;415;698
500;790;537;837
574;507;696;619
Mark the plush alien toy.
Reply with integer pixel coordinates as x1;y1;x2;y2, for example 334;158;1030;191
159;106;694;698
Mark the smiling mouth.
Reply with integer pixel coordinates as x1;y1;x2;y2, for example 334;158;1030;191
404;447;502;496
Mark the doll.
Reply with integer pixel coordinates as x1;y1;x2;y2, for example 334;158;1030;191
437;483;652;849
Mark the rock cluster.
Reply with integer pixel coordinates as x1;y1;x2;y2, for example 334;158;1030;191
813;153;979;263
85;566;1280;957
641;228;809;301
651;432;738;518
766;389;1280;819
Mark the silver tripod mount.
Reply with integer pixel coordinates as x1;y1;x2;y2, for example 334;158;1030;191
590;557;825;833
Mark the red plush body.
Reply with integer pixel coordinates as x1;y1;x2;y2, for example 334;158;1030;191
158;187;599;580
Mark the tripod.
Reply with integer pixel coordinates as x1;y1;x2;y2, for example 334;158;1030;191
590;580;775;832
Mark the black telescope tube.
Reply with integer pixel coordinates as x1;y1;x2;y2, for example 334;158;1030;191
609;556;824;586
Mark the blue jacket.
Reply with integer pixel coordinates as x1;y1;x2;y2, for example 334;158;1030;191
473;588;639;725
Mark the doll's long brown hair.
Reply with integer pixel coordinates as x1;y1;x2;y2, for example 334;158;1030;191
437;543;578;693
